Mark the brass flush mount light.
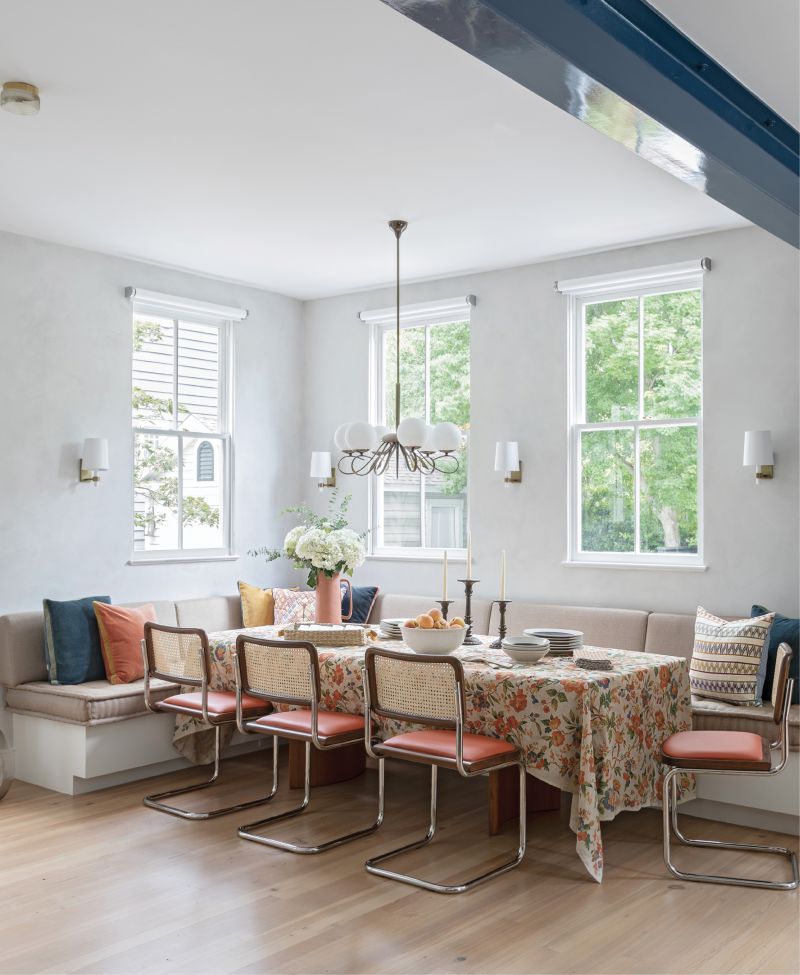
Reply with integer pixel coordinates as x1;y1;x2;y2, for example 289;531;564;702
1;82;40;116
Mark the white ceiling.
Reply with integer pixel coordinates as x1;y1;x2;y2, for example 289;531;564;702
0;0;752;299
649;0;799;130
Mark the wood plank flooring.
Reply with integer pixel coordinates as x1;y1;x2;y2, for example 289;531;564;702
0;752;797;975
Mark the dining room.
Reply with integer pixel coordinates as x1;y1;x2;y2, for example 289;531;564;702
0;1;798;974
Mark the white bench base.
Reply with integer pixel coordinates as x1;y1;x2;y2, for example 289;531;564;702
10;711;273;796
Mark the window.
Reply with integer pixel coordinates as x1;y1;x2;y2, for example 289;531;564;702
197;441;215;481
367;300;471;556
563;263;704;565
131;308;232;558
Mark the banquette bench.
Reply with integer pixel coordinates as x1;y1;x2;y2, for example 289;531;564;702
0;593;796;831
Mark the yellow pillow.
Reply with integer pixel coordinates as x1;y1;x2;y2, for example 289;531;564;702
238;581;275;628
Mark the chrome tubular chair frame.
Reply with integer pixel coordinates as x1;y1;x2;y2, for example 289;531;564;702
362;649;527;894
141;624;276;821
234;636;383;854
663;668;798;891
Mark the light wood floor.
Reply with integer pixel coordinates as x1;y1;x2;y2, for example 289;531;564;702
1;753;797;975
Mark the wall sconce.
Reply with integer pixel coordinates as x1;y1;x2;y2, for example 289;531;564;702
743;430;774;483
494;441;522;484
310;451;336;491
79;438;109;485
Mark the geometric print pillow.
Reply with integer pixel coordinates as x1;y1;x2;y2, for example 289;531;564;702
689;606;774;706
272;588;316;626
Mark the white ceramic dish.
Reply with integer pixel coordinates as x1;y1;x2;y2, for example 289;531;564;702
501;636;551;663
402;624;467;654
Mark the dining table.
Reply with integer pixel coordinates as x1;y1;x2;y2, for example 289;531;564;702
172;626;692;882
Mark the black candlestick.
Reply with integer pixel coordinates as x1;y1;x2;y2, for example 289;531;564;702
457;579;482;645
436;599;453;621
489;600;512;649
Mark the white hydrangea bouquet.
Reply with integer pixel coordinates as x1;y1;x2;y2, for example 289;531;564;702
250;492;366;588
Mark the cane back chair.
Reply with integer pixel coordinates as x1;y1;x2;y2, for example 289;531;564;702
662;643;798;890
141;622;273;819
363;646;527;894
233;635;383;854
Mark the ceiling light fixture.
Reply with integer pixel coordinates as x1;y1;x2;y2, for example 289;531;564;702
335;220;462;478
1;82;40;116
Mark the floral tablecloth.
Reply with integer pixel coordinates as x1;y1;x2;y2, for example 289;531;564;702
173;627;691;882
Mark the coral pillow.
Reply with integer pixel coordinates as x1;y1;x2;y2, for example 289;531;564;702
238;581;275;628
94;602;157;684
273;588;316;625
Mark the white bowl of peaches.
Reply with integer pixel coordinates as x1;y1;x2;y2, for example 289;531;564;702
401;609;467;654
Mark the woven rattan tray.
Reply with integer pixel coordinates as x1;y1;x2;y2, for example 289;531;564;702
278;623;373;647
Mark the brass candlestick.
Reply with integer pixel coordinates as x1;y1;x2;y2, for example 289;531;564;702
458;579;482;645
436;599;453;621
490;600;512;649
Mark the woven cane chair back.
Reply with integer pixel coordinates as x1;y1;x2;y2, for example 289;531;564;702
236;636;319;706
365;647;464;728
144;623;208;687
772;644;794;725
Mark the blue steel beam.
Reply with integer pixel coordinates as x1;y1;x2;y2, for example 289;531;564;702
380;0;799;247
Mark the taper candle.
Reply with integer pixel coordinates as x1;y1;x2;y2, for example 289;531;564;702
500;550;506;600
466;532;472;578
442;550;448;601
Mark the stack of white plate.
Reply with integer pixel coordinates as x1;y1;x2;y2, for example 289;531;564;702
523;628;584;656
378;618;406;640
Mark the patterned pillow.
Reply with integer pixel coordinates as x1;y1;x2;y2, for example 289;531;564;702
689;606;774;705
273;588;316;625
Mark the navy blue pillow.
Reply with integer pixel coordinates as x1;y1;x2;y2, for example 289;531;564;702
341;585;379;624
752;605;799;705
43;596;110;684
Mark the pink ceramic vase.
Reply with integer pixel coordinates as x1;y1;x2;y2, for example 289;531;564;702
315;572;343;624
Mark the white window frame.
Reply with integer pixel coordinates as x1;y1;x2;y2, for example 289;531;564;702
361;296;473;561
561;261;707;567
129;295;238;564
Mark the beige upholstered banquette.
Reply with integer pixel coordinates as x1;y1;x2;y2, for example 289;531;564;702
0;594;796;750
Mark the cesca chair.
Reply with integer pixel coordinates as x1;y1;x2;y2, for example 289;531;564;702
662;643;798;890
141;622;273;819
232;635;384;854
362;646;527;894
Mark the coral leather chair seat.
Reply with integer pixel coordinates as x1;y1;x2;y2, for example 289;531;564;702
662;730;771;770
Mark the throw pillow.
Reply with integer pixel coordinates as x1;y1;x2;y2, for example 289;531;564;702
238;581;275;628
689;606;774;705
94;602;156;685
273;588;316;625
752;605;799;705
342;584;379;624
43;595;111;685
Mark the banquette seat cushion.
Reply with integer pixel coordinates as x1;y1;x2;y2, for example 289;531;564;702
6;677;179;725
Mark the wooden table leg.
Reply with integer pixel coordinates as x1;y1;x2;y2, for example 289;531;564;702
488;766;561;835
288;740;366;789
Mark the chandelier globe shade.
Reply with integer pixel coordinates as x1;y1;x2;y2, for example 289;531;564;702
335;221;462;478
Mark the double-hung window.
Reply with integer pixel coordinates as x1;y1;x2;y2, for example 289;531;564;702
561;262;705;566
129;291;239;560
364;297;472;557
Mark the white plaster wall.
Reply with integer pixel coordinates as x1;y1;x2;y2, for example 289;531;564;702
0;231;304;613
302;226;799;617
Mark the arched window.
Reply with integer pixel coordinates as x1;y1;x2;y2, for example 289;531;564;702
197;441;215;481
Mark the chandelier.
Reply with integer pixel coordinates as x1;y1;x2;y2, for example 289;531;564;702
334;220;462;478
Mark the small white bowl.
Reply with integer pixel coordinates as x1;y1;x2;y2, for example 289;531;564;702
401;624;467;654
501;636;550;663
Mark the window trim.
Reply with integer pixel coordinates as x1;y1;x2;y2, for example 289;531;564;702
565;267;705;567
367;309;470;559
130;310;234;562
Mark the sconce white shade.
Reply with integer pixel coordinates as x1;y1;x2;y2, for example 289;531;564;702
82;438;109;471
494;441;520;472
309;451;332;478
743;430;773;467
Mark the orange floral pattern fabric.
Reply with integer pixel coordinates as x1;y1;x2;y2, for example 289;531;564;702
172;631;691;882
